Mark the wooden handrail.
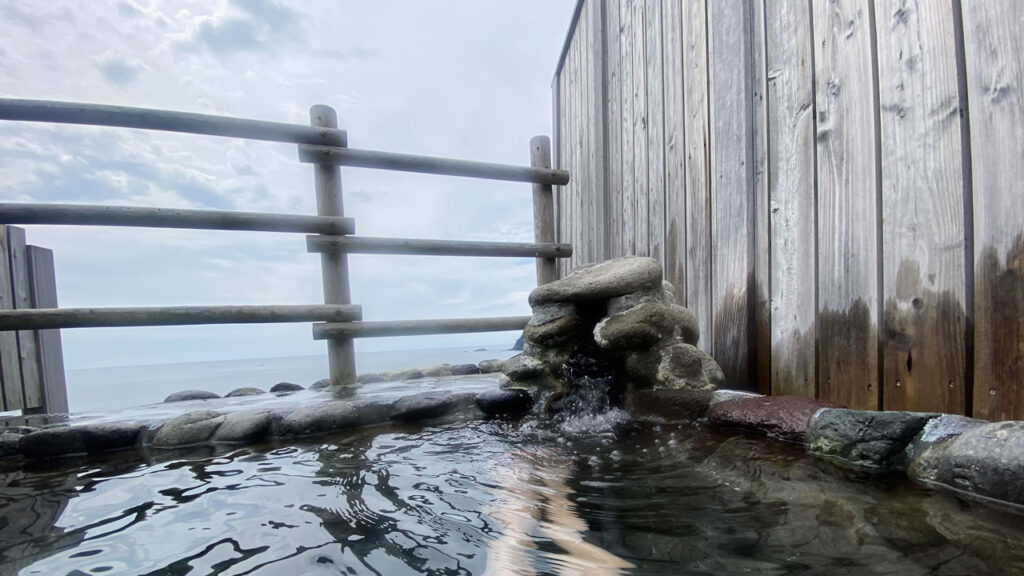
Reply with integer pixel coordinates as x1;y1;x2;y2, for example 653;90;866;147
313;316;531;339
306;235;572;258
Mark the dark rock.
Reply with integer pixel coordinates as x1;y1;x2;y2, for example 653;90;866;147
502;354;546;380
595;303;698;349
524;302;580;347
351;399;395;425
225;387;265;397
511;334;524;351
277;401;361;437
391;392;455;422
309;378;331;390
626;388;713;421
19;426;86;458
212;410;273;443
270;382;304;393
394;368;425;381
529;256;663;305
903;414;985;464
356;373;389;384
651;341;723;391
707;395;840;442
451;363;481;375
164;389;220;403
808;409;938;470
152;410;226;447
81;422;145;453
908;420;1024;506
606;287;662;315
476;388;534;417
0;434;20;457
474;347;487;352
421;364;453;378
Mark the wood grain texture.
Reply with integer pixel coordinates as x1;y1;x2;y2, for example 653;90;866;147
875;0;966;414
587;0;608;264
631;0;649;256
6;227;42;409
307;236;572;259
682;0;713;353
645;0;666;266
531;136;559;283
812;0;881;410
766;0;817;398
25;246;68;414
662;0;686;307
313;316;531;339
750;0;772;396
620;0;636;256
709;0;755;389
0;226;24;411
604;0;624;260
962;1;1024;420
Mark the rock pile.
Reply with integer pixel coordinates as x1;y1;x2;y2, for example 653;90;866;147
496;257;725;413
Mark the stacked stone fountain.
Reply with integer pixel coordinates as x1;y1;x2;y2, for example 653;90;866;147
481;257;725;416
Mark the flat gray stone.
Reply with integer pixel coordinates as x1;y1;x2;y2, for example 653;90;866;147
606;287;661;315
212;410;273;443
309;378;331;390
529;256;663;305
421;364;454;378
270;382;304;393
225;387;265;397
152;410;226;447
356;373;389;384
477;359;505;374
903;414;985;463
276;401;361;437
391;392;455;422
19;427;87;458
451;363;481;376
594;303;699;350
524;302;580;347
808;409;937;470
80;422;145;453
909;421;1024;506
502;354;546;380
164;389;220;403
626;388;712;421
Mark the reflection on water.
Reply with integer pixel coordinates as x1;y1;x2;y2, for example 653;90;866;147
2;419;1024;575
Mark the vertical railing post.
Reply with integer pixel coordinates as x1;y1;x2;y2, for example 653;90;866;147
531;135;557;285
310;105;356;385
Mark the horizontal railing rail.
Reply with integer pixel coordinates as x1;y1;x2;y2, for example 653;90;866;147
313;316;531;339
306;235;572;258
0;203;355;235
297;144;570;185
0;304;362;331
0;99;347;146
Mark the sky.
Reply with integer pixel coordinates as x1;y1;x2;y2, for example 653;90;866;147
0;0;576;369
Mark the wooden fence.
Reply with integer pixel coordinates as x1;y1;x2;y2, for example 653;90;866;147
0;226;68;415
553;0;1024;419
0;99;570;403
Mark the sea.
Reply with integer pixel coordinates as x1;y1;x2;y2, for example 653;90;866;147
64;344;518;414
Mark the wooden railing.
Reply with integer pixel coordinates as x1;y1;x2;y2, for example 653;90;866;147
0;98;571;394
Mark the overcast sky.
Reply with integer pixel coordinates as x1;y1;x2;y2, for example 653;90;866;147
0;0;575;369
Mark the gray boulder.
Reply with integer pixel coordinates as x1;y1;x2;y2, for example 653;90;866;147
420;364;453;378
503;354;546;380
908;420;1024;506
451;363;481;376
309;378;331;390
152;411;226;447
477;359;506;373
225;387;265;397
270;382;304;393
476;388;533;417
654;341;723;391
391;392;455;422
212;410;274;443
164;389;220;403
808;409;937;470
529;256;663;305
524;302;580;347
594;303;699;350
277;401;361;437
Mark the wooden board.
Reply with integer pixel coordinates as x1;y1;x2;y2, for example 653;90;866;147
962;1;1024;420
620;0;636;256
6;227;42;409
876;0;967;414
709;0;755;389
812;0;881;410
644;0;665;265
0;226;24;411
682;0;713;352
26;246;68;414
750;0;772;396
662;0;686;304
604;0;623;260
766;0;817;398
630;0;649;256
587;0;607;263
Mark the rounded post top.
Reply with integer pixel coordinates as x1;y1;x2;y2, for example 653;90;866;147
310;105;338;129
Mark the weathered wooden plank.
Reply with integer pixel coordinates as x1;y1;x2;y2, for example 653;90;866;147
0;203;355;235
0;226;24;410
310;105;357;386
683;0;713;353
709;0;755;390
0;98;347;146
750;0;772;396
962;1;1024;420
531;136;559;283
590;0;608;264
580;0;595;264
645;0;666;267
812;0;881;410
554;59;567;279
25;246;67;414
662;0;686;307
620;0;636;257
605;0;623;260
876;0;967;414
766;0;818;398
313;316;531;340
569;18;582;269
6;227;42;409
297;145;570;186
307;235;572;259
0;304;363;331
631;0;650;256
